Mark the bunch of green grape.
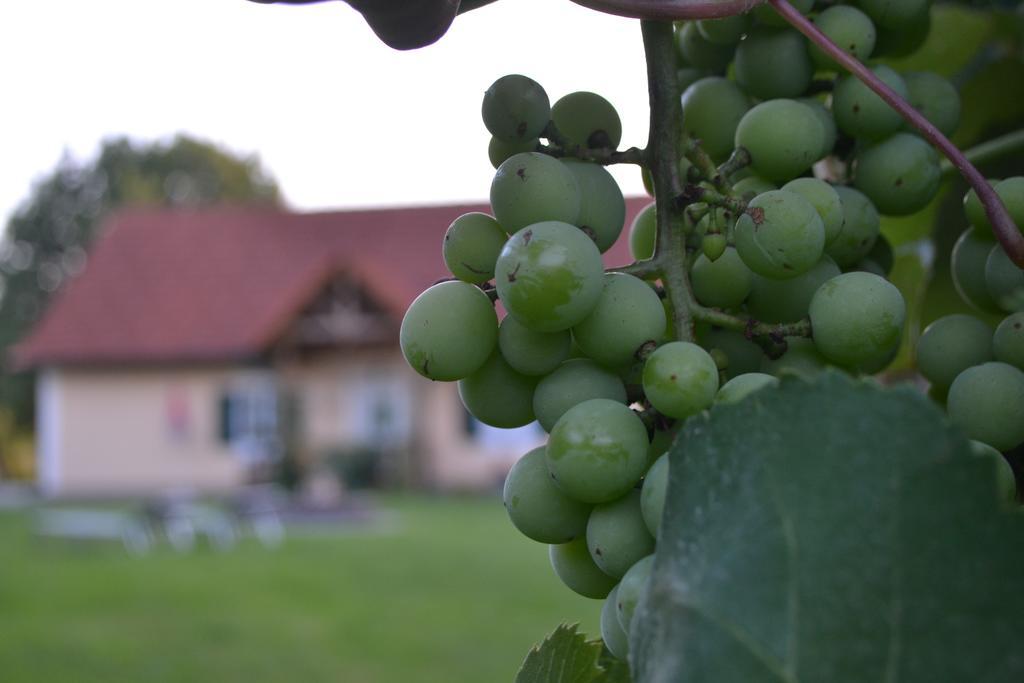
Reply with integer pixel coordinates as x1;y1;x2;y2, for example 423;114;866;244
398;0;1022;662
920;178;1024;478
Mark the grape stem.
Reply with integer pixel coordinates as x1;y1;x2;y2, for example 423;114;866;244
767;0;1024;268
680;185;747;215
608;261;661;278
939;129;1024;180
691;305;812;340
570;0;766;20
641;19;696;343
681;137;732;196
539;121;646;166
717;147;752;180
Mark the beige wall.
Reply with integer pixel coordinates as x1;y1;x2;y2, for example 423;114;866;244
40;367;248;497
38;350;546;497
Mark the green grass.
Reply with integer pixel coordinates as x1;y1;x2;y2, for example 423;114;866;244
0;495;602;683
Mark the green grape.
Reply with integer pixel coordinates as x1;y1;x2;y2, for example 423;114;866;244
855;343;900;376
753;0;813;27
857;0;931;30
833;65;909;141
782;178;845;246
400;281;497;381
916;314;994;394
490;152;580;233
458;350;538;428
854;133;941;216
969;441;1017;502
495;221;605;332
681;77;750;162
640;453;668;536
561;160;625;253
498;315;571;377
735;100;825;182
697;326;764;379
552;91;622;150
947;362;1024;452
573;273;667;368
546;398;650;503
642;341;720;420
734;27;813;100
443;212;508;283
903;71;961;138
676;21;734;73
826;186;880;269
691;247;753;309
482;74;550;143
985;245;1024;312
702;232;728;262
799;98;839;160
697;14;750;45
747;256;841;324
615;554;655;634
587;489;655;579
629;201;658;260
732;176;777;201
872;3;931;58
601;585;629;660
715;372;780;405
964;177;1024;240
994;313;1024;370
809;5;877;71
867;234;894;275
762;337;829;379
533;359;627;432
734;190;826;279
503;447;591;544
488;136;538;170
809;271;906;367
952;227;1003;313
549;538;616;599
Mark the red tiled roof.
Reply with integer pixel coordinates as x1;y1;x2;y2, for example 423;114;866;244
13;198;652;368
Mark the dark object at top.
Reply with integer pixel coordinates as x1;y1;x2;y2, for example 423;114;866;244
247;0;498;50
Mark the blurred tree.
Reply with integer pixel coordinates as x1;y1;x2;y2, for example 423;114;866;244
0;135;281;449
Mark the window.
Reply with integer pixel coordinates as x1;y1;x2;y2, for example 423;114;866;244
462;404;546;454
352;372;411;448
218;376;280;463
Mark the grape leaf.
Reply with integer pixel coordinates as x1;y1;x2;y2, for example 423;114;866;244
516;624;631;683
632;371;1024;683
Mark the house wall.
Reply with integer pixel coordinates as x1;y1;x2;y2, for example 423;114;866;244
281;349;544;492
40;367;248;497
38;350;545;497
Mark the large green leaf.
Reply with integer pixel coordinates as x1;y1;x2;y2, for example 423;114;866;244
632;372;1023;683
517;624;631;683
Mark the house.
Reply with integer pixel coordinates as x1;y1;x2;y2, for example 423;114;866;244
13;200;646;497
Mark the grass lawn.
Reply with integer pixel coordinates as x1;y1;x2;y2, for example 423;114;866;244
0;495;602;682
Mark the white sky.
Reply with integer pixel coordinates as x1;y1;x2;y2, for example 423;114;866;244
1;0;650;227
